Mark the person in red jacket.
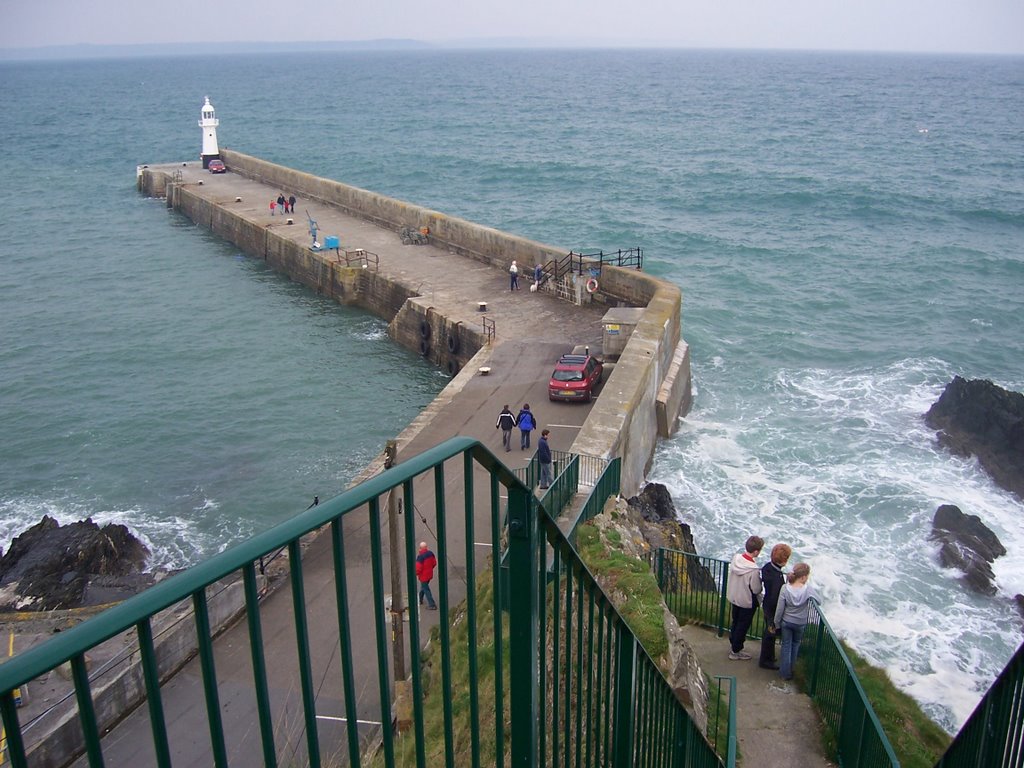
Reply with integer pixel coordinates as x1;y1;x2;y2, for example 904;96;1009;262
415;542;438;610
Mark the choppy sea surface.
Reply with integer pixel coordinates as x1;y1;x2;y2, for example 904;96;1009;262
1;49;1022;731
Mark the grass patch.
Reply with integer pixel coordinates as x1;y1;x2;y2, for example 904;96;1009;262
574;523;667;660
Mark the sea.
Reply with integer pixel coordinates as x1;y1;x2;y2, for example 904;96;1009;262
1;48;1021;732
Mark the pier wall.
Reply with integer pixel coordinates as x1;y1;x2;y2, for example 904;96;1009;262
141;155;690;494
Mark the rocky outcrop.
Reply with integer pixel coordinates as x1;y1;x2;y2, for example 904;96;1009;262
930;504;1005;596
585;483;710;732
0;516;151;612
627;484;717;593
925;377;1024;500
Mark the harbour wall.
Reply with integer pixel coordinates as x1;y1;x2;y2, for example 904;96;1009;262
140;152;691;493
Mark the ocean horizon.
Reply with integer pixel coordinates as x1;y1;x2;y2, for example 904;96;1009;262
1;47;1021;731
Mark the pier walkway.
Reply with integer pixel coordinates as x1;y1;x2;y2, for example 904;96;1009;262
72;164;610;765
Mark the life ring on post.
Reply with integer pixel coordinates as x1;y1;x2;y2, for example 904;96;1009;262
446;332;460;354
419;320;431;339
419;339;430;357
585;277;600;294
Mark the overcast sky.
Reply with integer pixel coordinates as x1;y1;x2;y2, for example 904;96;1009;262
2;0;1022;55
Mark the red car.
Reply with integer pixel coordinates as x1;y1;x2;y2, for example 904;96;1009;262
549;354;603;402
207;159;226;173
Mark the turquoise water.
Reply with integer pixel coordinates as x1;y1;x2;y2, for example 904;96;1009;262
1;49;1022;730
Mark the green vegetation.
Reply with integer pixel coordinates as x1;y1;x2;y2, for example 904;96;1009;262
574;522;667;660
367;569;510;768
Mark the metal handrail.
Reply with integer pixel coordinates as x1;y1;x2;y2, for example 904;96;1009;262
0;439;723;768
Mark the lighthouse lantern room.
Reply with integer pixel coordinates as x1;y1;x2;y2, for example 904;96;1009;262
199;96;220;169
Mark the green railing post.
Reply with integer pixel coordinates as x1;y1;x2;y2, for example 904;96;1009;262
810;603;825;697
507;482;538;767
612;622;637;768
717;568;730;637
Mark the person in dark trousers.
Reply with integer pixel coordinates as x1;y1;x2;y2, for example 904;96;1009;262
288;194;297;214
415;541;438;611
496;405;517;452
759;543;791;670
509;260;520;291
516;403;536;450
537;429;553;488
726;535;764;660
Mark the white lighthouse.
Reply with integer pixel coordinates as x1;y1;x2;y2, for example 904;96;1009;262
198;96;220;169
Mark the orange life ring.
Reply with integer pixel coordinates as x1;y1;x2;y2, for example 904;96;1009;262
585;278;599;294
419;226;430;236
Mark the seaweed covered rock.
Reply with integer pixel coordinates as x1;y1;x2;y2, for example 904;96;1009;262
0;516;151;611
925;377;1024;500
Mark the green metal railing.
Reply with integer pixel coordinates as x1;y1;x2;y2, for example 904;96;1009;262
0;439;724;767
710;677;737;766
804;603;899;767
933;639;1024;768
565;457;621;546
655;547;898;768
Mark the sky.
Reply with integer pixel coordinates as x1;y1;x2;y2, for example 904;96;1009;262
2;0;1023;55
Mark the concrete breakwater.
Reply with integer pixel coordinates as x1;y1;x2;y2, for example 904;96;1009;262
138;150;691;492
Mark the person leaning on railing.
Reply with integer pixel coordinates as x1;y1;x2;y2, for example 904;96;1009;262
774;562;818;681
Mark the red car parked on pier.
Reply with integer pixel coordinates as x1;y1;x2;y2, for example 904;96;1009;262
207;159;226;173
548;354;603;402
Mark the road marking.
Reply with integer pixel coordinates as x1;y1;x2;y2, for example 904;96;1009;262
546;423;584;429
316;715;383;726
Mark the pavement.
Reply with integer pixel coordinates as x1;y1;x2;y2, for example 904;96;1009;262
681;625;835;767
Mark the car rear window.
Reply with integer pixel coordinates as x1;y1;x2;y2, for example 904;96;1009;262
552;370;584;382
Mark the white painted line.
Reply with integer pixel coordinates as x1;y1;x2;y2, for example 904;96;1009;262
474;542;493;548
316;715;383;726
546;423;584;429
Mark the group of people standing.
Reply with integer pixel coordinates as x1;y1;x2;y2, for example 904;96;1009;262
508;260;545;291
496;404;553;488
270;192;297;216
727;535;818;682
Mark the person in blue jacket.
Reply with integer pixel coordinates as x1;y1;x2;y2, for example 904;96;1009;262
537;429;553;488
516;403;536;450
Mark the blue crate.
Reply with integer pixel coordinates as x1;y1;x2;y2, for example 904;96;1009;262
324;235;340;249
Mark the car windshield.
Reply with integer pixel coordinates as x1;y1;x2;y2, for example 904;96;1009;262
553;370;584;382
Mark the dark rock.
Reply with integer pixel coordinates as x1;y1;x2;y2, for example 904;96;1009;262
930;504;1005;596
925;377;1024;500
1014;594;1024;621
0;516;150;612
627;484;716;592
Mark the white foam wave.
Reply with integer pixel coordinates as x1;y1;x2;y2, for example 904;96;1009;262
652;357;1024;732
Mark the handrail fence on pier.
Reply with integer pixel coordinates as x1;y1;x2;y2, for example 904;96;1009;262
0;439;725;768
655;547;898;768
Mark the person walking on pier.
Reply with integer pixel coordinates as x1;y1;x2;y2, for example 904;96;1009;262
270;199;277;216
517;404;536;450
288;194;296;214
774;562;818;681
726;535;764;660
759;543;791;670
537;430;553;488
509;260;520;291
277;193;286;214
496;405;518;452
415;542;438;611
